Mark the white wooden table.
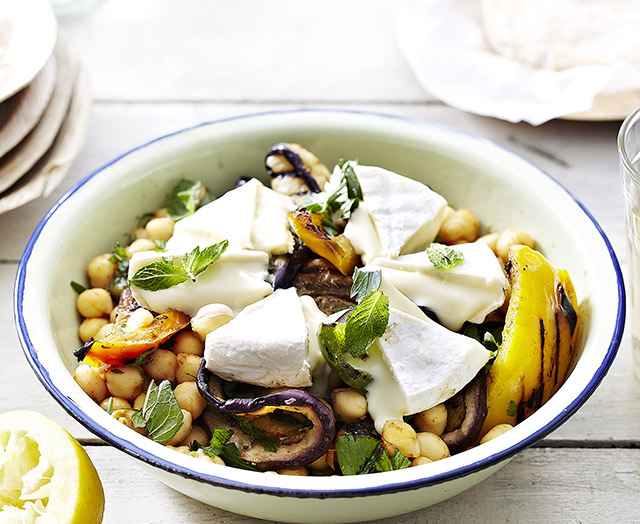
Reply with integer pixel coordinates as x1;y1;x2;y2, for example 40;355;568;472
2;1;639;522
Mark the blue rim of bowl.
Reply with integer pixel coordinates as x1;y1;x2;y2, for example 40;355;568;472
14;108;625;498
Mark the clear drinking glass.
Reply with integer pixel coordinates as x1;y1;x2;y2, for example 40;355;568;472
619;105;640;380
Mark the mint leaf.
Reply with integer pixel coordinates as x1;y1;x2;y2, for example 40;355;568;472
507;400;518;417
389;448;411;470
137;380;184;444
341;160;363;201
345;290;389;358
198;428;259;471
427;243;464;270
167;179;206;221
181;240;228;281
129;241;228;291
233;416;279;452
129;259;190;291
350;268;382;303
318;323;373;393
70;281;86;294
335;433;381;475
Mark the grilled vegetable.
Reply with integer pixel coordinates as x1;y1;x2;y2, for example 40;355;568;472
197;363;336;471
76;309;190;366
265;142;331;195
441;371;488;454
481;245;578;436
287;209;358;276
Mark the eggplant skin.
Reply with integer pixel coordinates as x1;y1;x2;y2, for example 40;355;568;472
441;372;488;455
197;363;336;470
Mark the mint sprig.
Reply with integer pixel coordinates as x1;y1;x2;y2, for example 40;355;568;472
132;380;184;444
350;268;382;303
300;159;362;233
345;290;389;358
129;240;228;291
166;179;210;221
197;428;259;471
426;243;464;270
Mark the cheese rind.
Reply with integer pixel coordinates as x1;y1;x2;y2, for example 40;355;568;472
369;241;508;331
128;248;273;316
166;178;295;256
346;307;491;432
343;166;448;264
204;288;315;388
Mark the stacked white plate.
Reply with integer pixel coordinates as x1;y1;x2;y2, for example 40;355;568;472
0;0;91;214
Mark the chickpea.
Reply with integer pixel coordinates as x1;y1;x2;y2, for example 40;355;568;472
179;424;209;448
172;331;205;356
86;253;117;289
190;304;234;340
412;456;433;467
153;207;168;218
166;409;193;446
496;228;535;262
381;419;420;458
416;432;450;461
95;322;115;341
413;404;448;436
437;207;479;244
76;288;113;318
193;448;225;465
173;381;207;419
276;467;309;476
480;423;513;445
307;453;330;471
133;393;146;411
130;227;148;240
124;308;154;332
145;217;175;242
78;317;109;343
109;306;118;323
331;388;367;423
105;365;145;400
113;409;147;435
144;349;177;383
175;353;203;383
100;397;131;412
168;445;190;454
125;238;156;258
478;232;500;255
73;364;108;403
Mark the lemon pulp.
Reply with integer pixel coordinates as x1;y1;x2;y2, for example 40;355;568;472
0;410;105;524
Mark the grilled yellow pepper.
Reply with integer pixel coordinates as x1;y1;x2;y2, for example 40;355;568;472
287;209;358;275
480;245;578;437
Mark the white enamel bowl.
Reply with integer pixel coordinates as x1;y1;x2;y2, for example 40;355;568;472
15;110;624;523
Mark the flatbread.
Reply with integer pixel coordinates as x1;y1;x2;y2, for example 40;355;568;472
482;0;640;71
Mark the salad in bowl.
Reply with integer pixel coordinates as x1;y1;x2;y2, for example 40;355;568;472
15;110;622;522
70;141;579;475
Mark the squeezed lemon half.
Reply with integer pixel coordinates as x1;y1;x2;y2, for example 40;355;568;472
0;410;105;523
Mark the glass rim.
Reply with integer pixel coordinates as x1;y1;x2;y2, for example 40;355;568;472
618;104;640;179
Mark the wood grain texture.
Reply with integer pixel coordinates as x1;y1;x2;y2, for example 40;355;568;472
58;0;429;103
84;445;640;523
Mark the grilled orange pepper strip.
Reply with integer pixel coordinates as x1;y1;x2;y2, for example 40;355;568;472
86;309;190;366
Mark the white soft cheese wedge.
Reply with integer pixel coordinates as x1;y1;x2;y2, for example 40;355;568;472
128;248;273;316
369;241;508;331
343;165;448;263
340;307;491;433
166;178;295;256
205;288;320;388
